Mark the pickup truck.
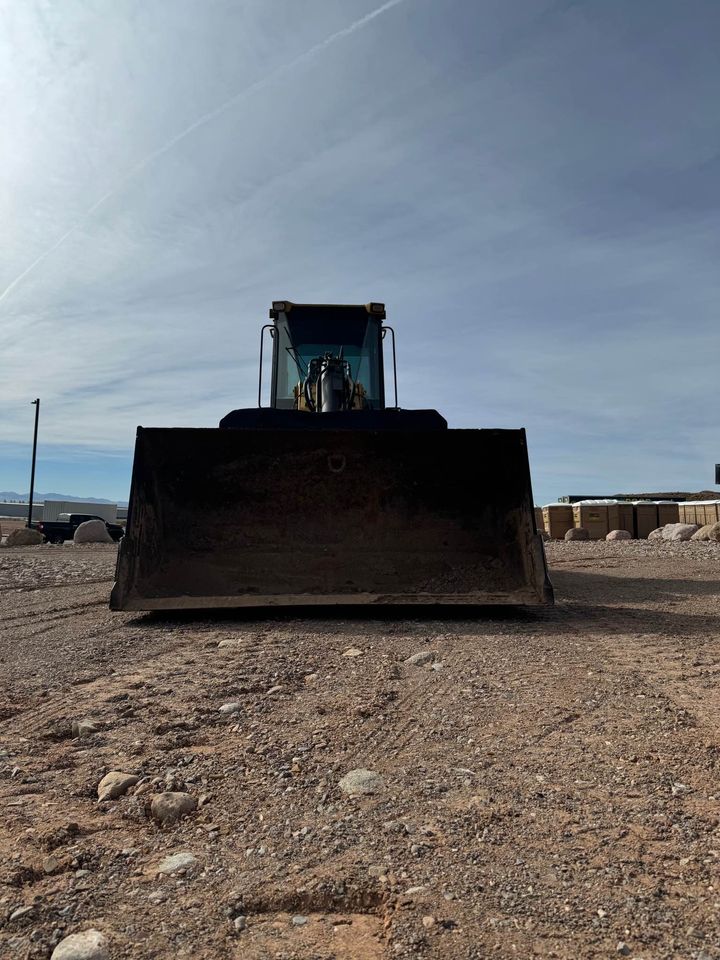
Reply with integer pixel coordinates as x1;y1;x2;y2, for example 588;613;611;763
35;513;125;544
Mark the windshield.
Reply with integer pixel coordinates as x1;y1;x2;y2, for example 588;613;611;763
272;307;383;409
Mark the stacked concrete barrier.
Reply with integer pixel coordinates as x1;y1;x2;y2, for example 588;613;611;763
634;502;659;539
656;501;680;526
678;502;693;524
698;501;720;526
542;504;574;540
607;502;634;536
572;502;609;540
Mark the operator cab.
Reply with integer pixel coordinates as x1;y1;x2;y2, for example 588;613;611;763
267;302;388;411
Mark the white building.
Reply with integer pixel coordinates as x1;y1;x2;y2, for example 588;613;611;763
0;501;42;521
42;500;118;522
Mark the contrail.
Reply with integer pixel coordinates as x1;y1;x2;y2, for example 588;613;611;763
0;0;410;307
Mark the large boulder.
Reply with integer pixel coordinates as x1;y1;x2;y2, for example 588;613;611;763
692;522;720;542
662;523;699;542
565;527;589;541
648;527;665;540
74;519;113;544
5;527;44;546
606;529;632;541
691;524;714;541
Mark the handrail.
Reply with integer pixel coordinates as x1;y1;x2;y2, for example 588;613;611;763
382;325;398;408
258;324;275;407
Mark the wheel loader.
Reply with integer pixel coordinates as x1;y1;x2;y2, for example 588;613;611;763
110;301;552;610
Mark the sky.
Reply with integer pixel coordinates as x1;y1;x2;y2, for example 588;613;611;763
1;0;719;505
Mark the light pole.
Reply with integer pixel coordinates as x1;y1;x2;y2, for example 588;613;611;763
27;399;40;528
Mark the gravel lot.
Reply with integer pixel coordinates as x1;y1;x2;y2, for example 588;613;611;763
1;540;720;958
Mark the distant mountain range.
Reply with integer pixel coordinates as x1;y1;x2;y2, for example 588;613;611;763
0;491;128;506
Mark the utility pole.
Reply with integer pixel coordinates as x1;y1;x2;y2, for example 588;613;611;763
27;399;40;528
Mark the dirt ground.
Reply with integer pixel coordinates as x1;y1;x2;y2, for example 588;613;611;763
1;541;720;959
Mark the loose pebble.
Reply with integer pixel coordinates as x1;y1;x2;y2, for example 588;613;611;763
404;651;435;667
156;851;197;875
72;719;101;738
51;929;109;960
9;905;35;921
151;791;197;825
339;768;384;795
97;771;139;801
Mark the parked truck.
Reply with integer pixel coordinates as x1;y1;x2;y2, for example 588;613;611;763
35;513;124;544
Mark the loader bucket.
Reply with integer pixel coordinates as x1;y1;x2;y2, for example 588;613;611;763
111;426;552;610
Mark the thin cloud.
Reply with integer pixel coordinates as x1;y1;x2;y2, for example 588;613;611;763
0;0;410;307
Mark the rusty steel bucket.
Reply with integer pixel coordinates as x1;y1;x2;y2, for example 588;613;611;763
110;425;552;611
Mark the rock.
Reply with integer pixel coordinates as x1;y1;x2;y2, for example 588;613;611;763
662;523;699;542
616;944;630;957
51;930;109;960
404;651;435;666
422;916;436;929
708;522;720;542
233;916;247;932
9;905;35;921
692;522;720;542
156;851;197;874
342;647;363;657
151;791;197;825
72;719;101;739
339;768;384;795
217;639;243;649
73;520;113;544
292;915;308;926
266;685;284;696
564;527;589;541
6;527;44;546
43;855;64;875
648;527;665;540
606;529;632;541
97;771;139;801
691;524;714;541
218;702;241;715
